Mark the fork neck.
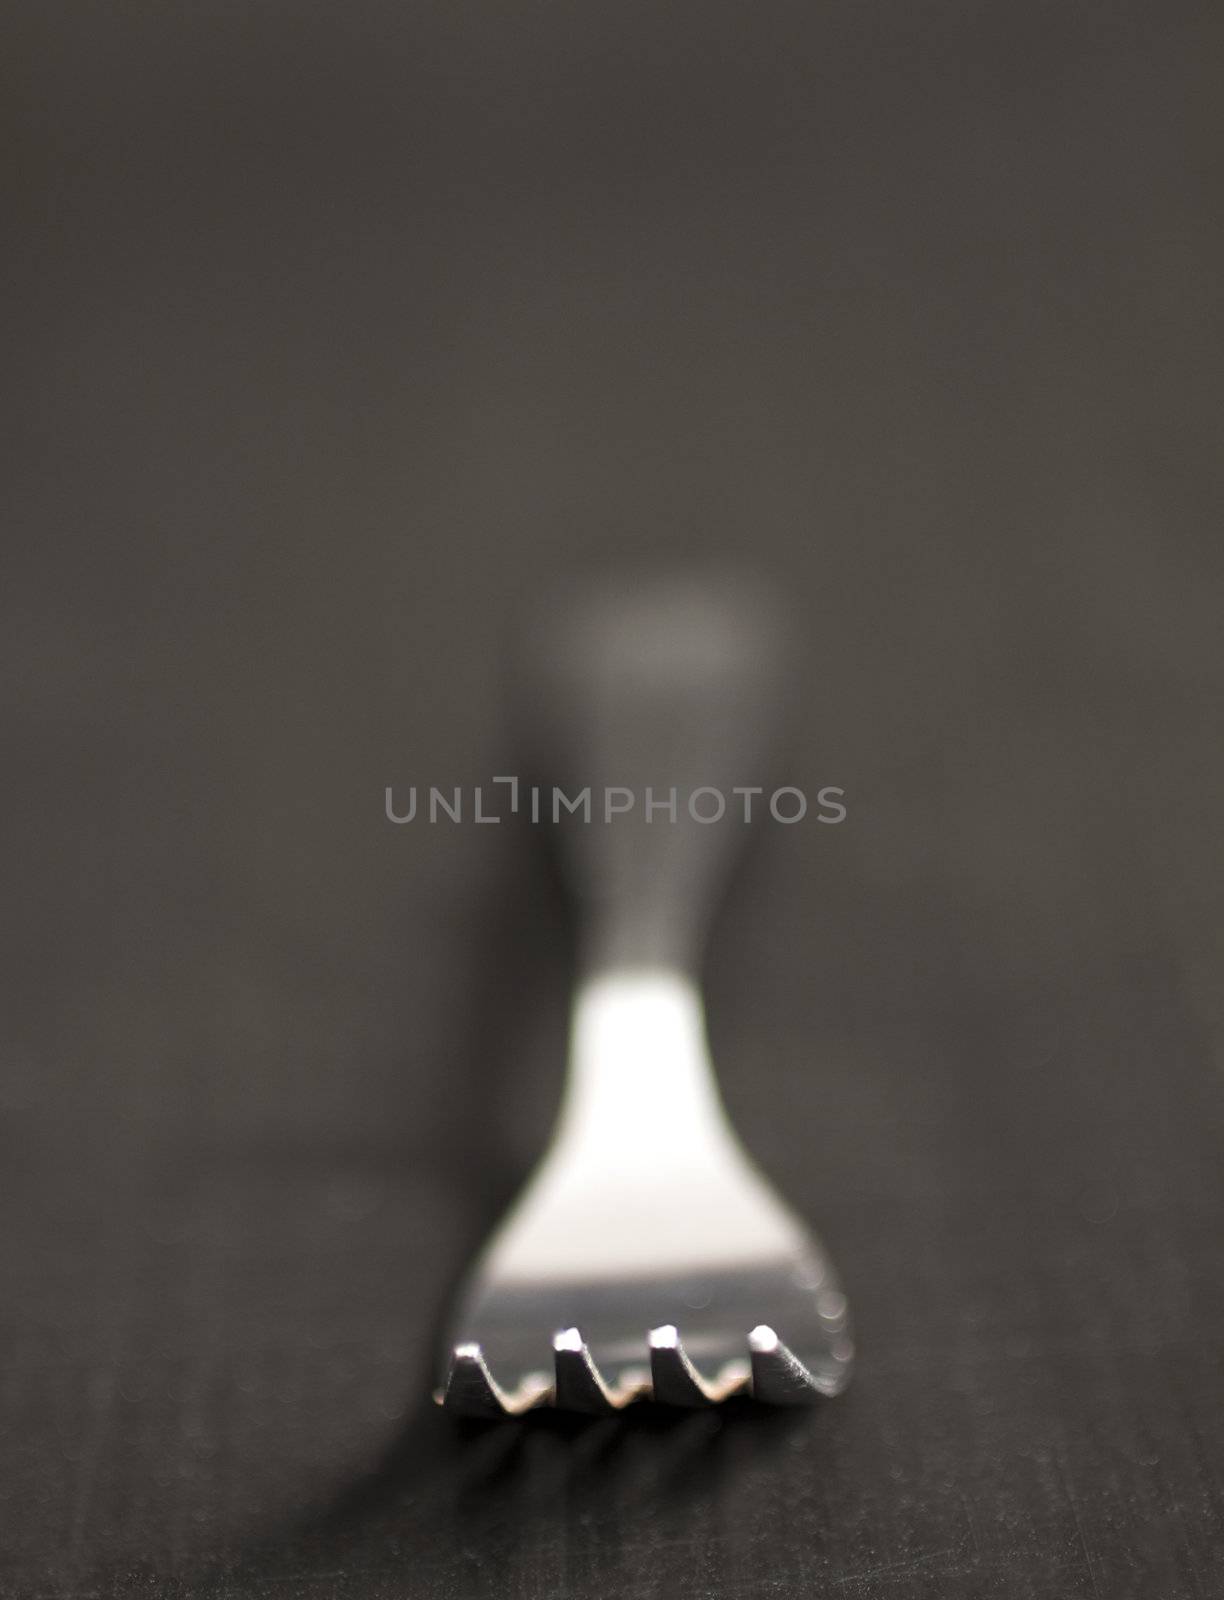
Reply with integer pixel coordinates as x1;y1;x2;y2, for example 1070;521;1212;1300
554;965;735;1164
574;867;711;978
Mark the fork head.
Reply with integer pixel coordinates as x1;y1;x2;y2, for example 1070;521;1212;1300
436;970;854;1417
439;1254;854;1417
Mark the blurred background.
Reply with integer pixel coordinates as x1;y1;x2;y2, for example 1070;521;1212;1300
4;3;1224;1596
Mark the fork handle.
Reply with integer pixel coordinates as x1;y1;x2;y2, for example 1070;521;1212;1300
527;573;790;975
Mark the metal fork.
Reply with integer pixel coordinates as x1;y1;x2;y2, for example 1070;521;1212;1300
437;576;853;1416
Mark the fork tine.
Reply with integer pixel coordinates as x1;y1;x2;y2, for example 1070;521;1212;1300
552;1328;620;1413
648;1325;721;1406
441;1344;507;1417
745;1324;851;1401
441;1343;550;1418
748;1324;828;1405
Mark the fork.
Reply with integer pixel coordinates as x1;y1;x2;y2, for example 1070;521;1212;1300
437;575;853;1416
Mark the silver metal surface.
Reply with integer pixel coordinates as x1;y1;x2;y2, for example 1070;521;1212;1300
436;579;853;1416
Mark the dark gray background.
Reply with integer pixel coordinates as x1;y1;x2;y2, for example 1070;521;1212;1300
5;2;1224;1596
